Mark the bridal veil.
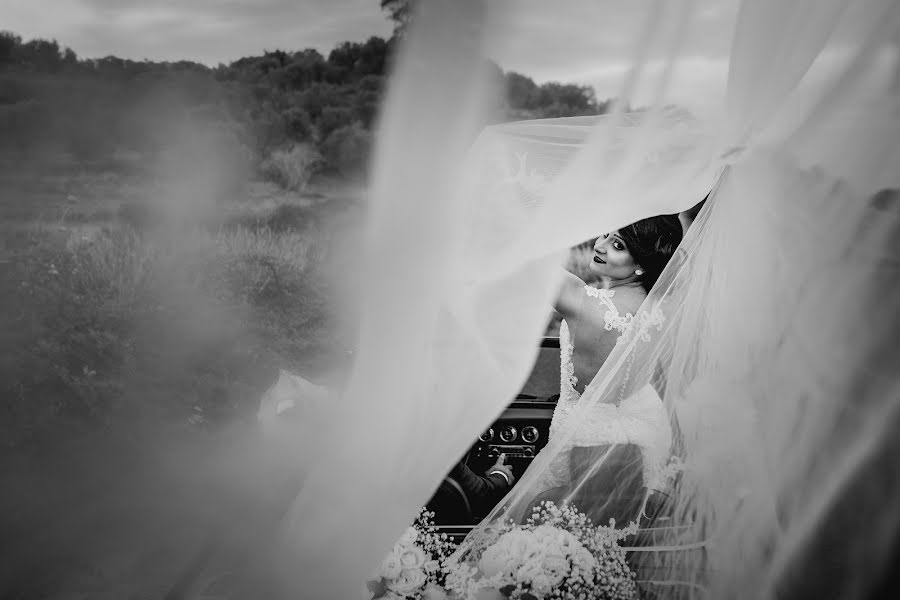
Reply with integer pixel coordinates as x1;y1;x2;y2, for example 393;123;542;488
270;1;900;598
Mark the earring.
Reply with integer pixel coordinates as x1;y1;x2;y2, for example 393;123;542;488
635;269;644;276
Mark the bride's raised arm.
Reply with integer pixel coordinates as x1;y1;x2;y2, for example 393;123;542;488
554;268;591;320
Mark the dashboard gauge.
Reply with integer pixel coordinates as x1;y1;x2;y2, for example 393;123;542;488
521;426;539;443
499;426;517;443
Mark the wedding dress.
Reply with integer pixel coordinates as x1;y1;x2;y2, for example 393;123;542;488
547;287;672;494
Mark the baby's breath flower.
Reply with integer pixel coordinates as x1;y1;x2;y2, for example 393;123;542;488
445;501;635;600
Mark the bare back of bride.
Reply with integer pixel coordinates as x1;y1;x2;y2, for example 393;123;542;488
540;216;683;511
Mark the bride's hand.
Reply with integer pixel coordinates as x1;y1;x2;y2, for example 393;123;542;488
486;453;515;487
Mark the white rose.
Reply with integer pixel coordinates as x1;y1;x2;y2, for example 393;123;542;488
381;549;404;580
570;547;596;576
399;526;419;546
507;530;539;560
423;583;449;600
533;525;576;550
479;529;533;576
542;555;570;587
478;544;516;577
515;559;543;584
400;545;428;569
531;573;553;596
388;568;428;596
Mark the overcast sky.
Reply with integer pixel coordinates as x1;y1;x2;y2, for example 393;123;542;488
2;0;744;108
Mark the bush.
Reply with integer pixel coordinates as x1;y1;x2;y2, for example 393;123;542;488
283;106;314;142
320;122;371;176
4;221;330;437
318;105;356;140
260;143;322;191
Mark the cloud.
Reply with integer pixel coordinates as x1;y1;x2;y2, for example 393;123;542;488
2;0;94;42
20;0;887;116
3;0;392;64
3;0;740;77
585;55;729;112
486;0;737;80
482;0;737;114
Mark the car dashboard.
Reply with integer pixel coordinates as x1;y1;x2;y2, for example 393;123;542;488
428;337;561;527
463;401;555;480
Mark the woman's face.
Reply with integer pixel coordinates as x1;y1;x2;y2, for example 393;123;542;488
589;231;640;280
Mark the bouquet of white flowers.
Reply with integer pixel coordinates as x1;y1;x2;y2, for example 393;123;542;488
444;502;638;600
366;509;458;600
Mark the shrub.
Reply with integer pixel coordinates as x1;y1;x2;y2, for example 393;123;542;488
260;143;322;191
283;106;314;142
317;105;356;140
320;122;371;176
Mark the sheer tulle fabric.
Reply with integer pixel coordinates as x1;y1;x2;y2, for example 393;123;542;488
273;1;900;598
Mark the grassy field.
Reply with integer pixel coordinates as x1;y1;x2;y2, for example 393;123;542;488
0;155;591;598
0;158;364;598
1;161;362;433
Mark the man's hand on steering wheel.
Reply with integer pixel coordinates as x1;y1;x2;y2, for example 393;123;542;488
486;453;515;487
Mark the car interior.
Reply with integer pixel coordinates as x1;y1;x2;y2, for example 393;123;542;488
425;336;562;542
425;334;682;548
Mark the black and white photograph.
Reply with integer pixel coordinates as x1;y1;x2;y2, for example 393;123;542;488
1;1;898;599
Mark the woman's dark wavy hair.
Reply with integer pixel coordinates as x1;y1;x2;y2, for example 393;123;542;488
618;214;683;293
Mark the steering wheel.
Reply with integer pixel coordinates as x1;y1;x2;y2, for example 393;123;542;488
425;475;473;525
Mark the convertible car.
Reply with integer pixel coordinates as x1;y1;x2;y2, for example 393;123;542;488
424;336;562;540
164;336;690;598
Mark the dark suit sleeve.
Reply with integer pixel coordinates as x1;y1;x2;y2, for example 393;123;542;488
449;461;509;503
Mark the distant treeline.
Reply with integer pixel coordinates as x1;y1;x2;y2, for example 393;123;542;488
0;30;608;183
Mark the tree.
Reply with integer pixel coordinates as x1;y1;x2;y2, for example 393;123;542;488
297;82;347;119
326;37;388;83
505;72;539;110
62;47;78;68
0;31;22;64
283;106;314;142
380;0;413;35
284;49;325;88
318;105;356;140
354;74;385;127
20;38;63;72
357;37;388;78
0;24;605;177
530;82;599;117
321;122;372;176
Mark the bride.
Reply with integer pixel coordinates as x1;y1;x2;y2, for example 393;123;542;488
258;215;683;521
545;216;683;508
555;216;683;410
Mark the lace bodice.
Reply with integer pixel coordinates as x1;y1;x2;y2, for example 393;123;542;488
551;287;633;440
547;286;672;491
